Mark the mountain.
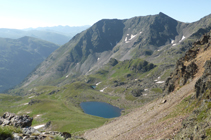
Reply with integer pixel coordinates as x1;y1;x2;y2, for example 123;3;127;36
0;36;59;93
30;25;90;36
18;12;211;91
3;12;211;138
0;25;90;45
83;25;211;140
0;29;70;45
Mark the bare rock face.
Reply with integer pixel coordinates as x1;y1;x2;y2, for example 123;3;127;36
163;59;198;94
195;59;211;98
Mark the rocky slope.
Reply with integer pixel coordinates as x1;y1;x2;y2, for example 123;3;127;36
17;12;211;92
0;36;59;93
84;28;211;140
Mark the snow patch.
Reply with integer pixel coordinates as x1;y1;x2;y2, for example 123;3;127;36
35;114;41;118
143;94;147;96
171;39;175;44
66;75;69;78
135;79;138;81
100;87;107;92
129;34;137;40
23;103;28;106
28;96;34;99
127;34;129;36
157;50;160;51
144;89;148;91
156;81;165;84
33;124;45;129
179;36;186;42
172;43;177;46
154;80;158;81
158;76;160;79
140;32;142;34
125;37;127;42
97;58;100;61
96;82;101;86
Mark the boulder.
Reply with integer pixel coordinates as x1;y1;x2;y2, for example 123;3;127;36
108;58;118;66
131;88;143;97
22;127;41;135
28;99;41;105
61;132;71;139
44;121;51;129
1;112;33;128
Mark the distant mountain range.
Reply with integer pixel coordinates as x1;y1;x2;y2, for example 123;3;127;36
0;36;59;92
0;25;90;45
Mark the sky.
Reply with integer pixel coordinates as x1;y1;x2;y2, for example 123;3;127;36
0;0;211;29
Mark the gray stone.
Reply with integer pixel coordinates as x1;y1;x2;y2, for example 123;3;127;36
22;127;41;135
3;119;10;125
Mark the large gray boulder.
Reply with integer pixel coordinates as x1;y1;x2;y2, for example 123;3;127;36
1;112;33;128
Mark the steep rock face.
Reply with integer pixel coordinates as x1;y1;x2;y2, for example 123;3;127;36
195;59;211;98
163;58;198;94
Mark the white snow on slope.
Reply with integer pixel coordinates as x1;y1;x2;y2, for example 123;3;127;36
100;87;107;92
156;81;165;84
28;96;34;98
179;36;186;42
129;34;137;40
125;37;127;42
96;82;101;86
33;124;45;129
171;39;175;44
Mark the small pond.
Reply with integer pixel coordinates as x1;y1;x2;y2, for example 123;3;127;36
80;101;122;118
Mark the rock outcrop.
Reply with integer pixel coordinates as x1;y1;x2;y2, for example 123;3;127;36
163;59;198;94
0;112;73;140
0;112;33;128
162;33;211;94
195;59;211;98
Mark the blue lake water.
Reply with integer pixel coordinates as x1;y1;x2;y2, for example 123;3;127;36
80;101;122;118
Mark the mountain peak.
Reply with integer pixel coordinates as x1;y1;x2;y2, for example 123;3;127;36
158;12;171;18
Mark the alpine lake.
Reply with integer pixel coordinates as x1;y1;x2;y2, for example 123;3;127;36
80;101;122;118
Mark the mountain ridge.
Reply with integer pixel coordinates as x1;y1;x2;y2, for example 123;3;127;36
16;12;211;91
0;36;59;93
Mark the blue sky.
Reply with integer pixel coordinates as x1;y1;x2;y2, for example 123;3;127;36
1;0;211;29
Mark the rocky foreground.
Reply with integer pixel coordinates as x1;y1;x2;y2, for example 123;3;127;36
0;112;73;140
